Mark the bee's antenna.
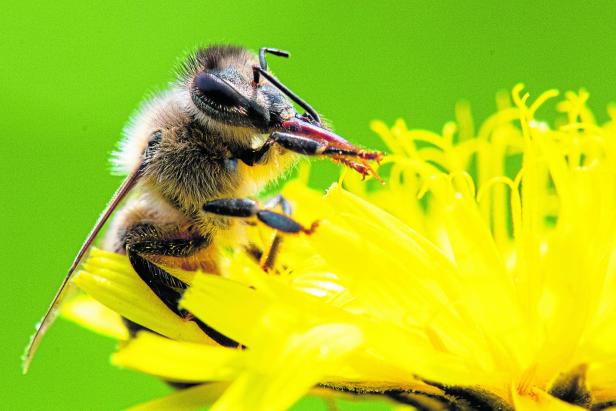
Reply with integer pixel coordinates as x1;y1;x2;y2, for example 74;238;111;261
253;47;289;85
259;47;290;71
253;66;321;125
252;47;320;124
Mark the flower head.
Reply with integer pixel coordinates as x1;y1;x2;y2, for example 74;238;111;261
64;85;616;410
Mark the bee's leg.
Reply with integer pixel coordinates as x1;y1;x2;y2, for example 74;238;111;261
205;196;311;271
124;224;206;311
235;139;275;166
259;195;292;270
123;224;239;347
269;132;328;156
237;131;362;166
203;198;317;234
263;194;293;215
237;132;327;165
269;131;363;157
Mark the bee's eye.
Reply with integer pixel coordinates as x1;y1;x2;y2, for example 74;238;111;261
194;72;242;107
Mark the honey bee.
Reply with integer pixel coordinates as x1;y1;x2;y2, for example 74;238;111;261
23;45;381;372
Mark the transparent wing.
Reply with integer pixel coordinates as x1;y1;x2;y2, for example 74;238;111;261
22;167;142;373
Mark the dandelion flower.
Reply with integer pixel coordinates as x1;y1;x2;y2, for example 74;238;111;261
63;84;616;410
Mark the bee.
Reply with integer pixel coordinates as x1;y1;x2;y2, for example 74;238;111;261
23;45;381;371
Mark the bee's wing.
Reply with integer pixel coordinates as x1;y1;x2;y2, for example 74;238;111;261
22;167;143;374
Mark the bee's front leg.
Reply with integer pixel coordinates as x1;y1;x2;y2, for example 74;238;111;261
236;130;359;167
234;139;276;166
269;131;362;158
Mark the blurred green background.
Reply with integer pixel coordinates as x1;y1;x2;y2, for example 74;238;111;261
2;1;616;409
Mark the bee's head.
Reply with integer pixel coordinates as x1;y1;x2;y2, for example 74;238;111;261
180;45;295;132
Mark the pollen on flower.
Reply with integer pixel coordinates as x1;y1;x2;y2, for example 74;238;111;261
62;84;616;411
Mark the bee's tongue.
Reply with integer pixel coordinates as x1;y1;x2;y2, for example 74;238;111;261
281;117;381;161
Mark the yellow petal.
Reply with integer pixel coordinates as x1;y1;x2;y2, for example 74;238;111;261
74;248;210;344
512;389;586;411
212;323;363;411
113;332;244;382
60;293;128;340
180;273;272;347
127;382;228;411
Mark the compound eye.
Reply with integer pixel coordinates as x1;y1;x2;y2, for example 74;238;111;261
194;72;242;107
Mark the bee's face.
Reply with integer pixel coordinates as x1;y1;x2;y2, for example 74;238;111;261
184;46;295;132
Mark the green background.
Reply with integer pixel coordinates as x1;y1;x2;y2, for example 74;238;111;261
2;1;615;409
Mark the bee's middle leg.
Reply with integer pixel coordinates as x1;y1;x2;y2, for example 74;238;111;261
203;196;317;271
259;195;293;270
203;198;317;234
122;223;239;347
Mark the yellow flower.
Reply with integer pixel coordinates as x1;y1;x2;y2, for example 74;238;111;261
63;84;616;410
